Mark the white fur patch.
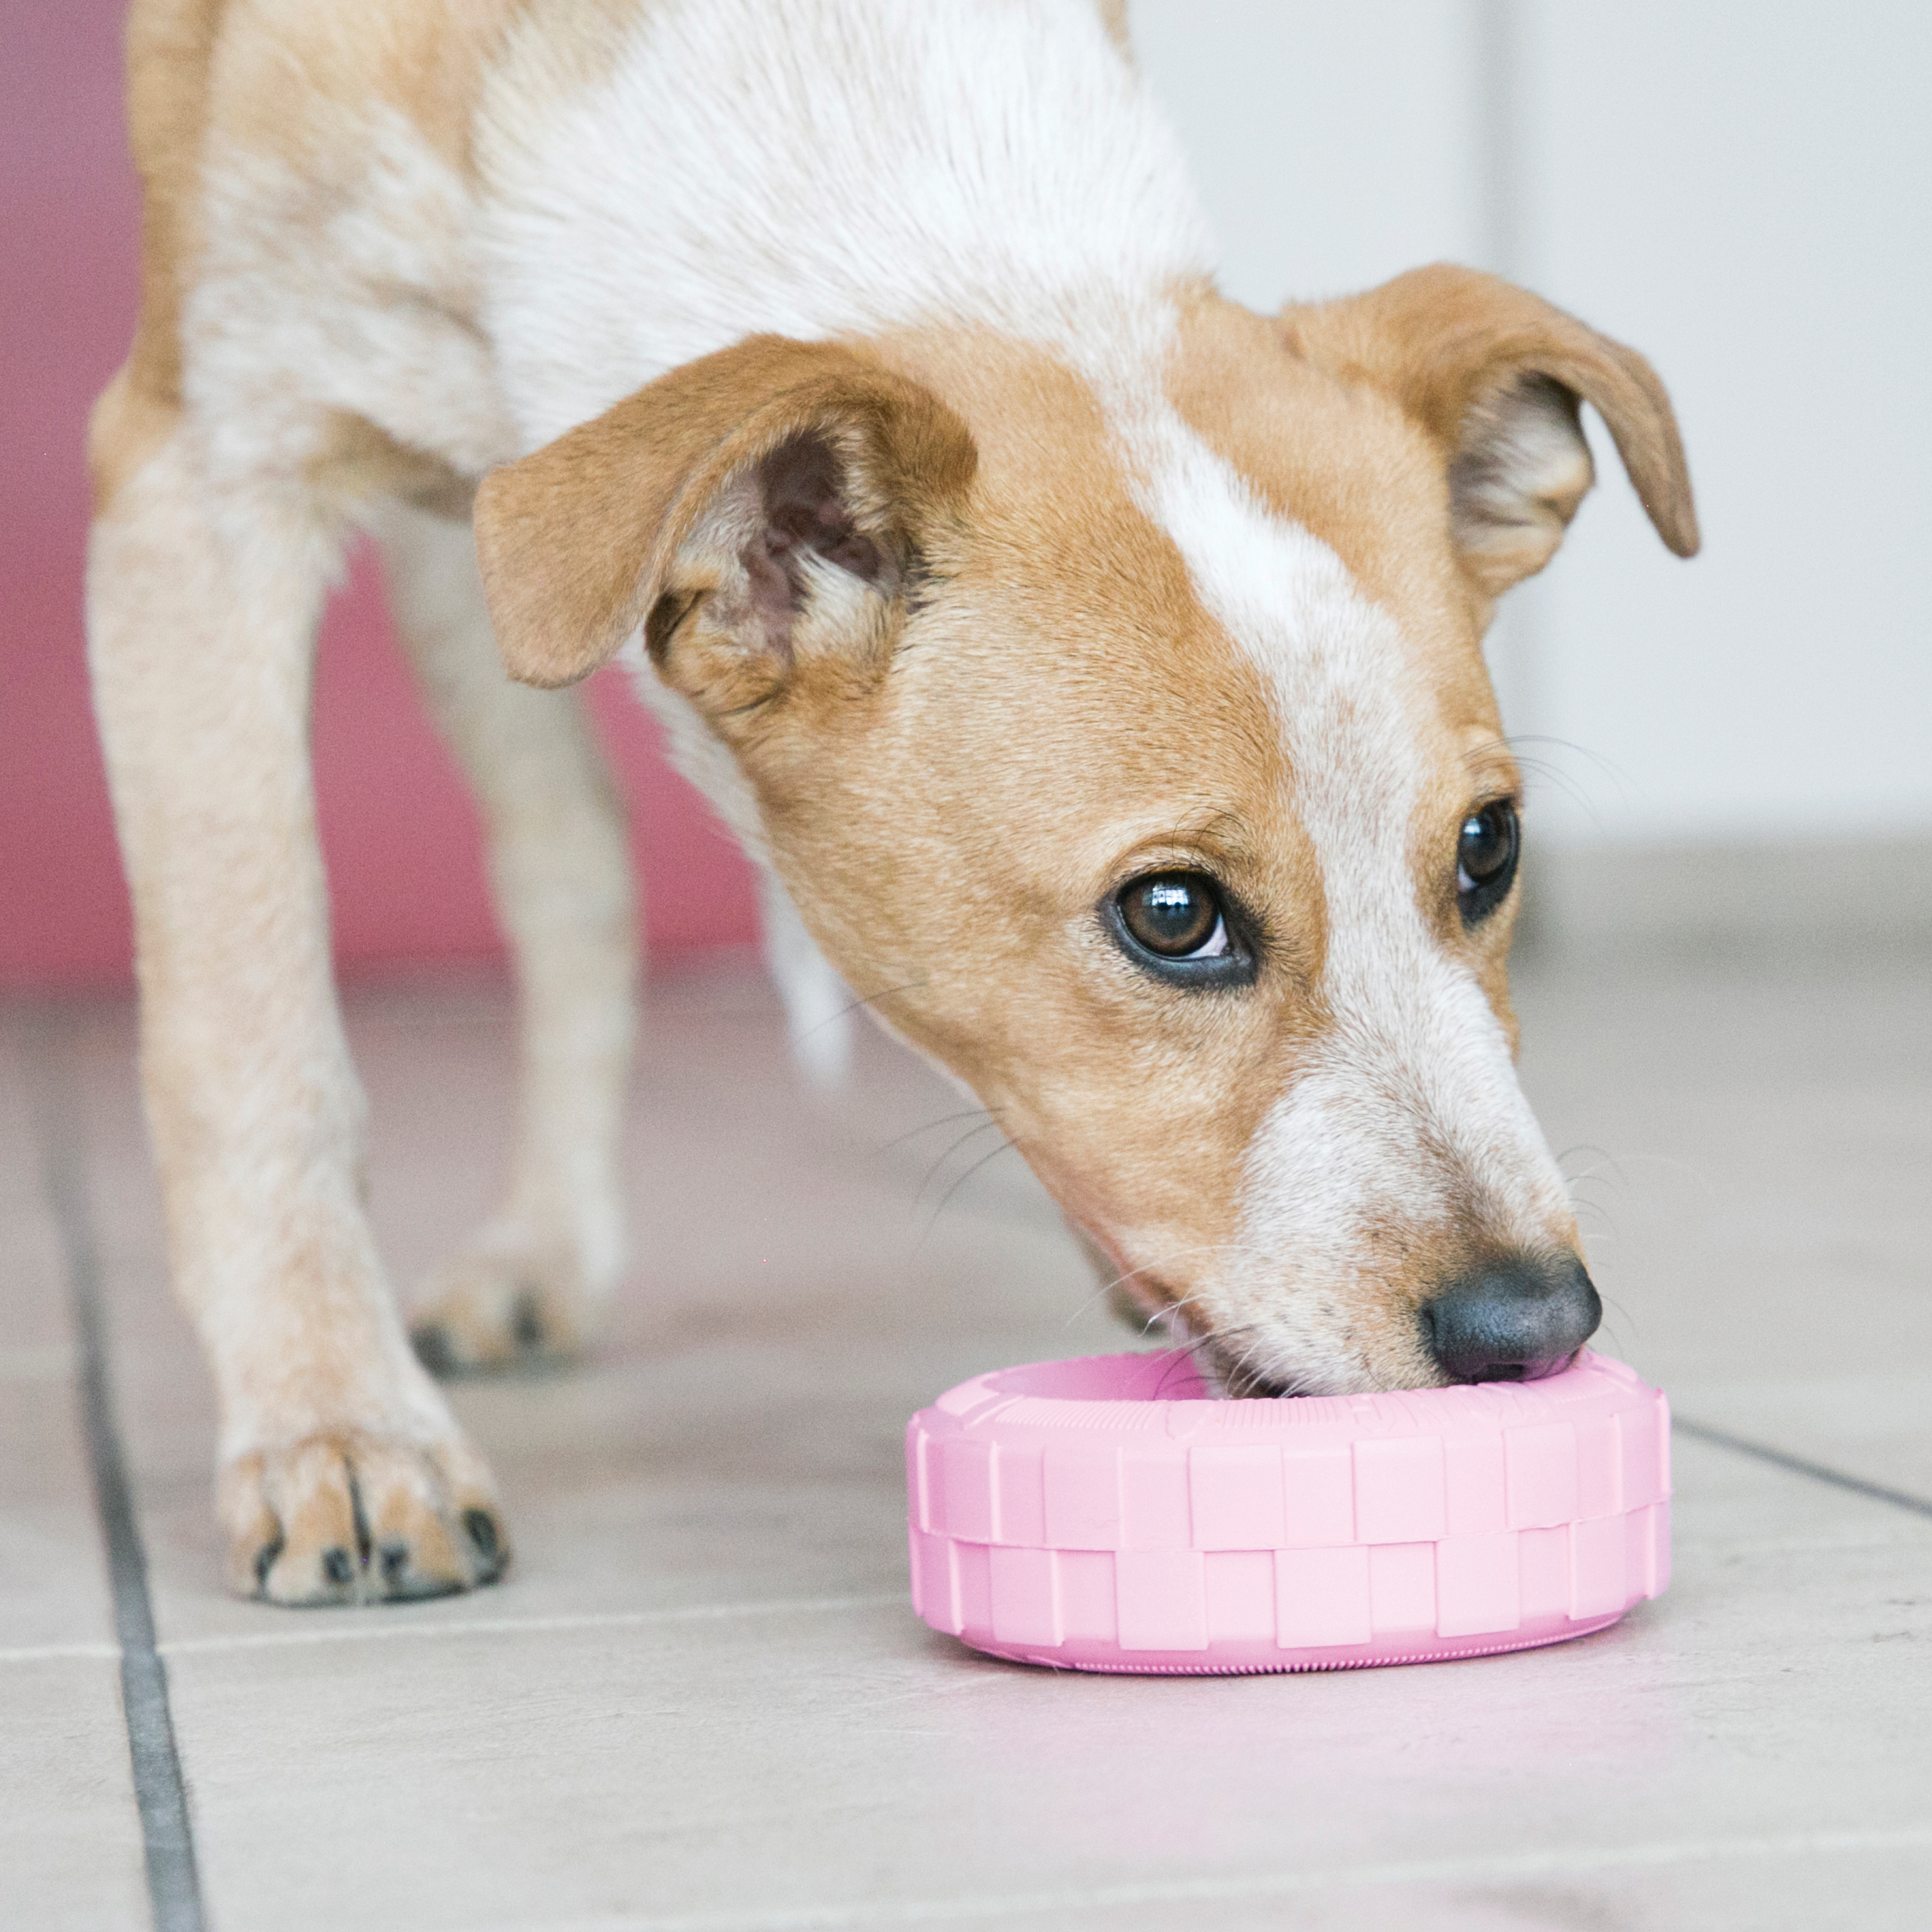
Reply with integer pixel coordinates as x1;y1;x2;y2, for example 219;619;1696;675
188;109;515;491
478;0;1215;444
1141;431;1577;1392
757;868;854;1090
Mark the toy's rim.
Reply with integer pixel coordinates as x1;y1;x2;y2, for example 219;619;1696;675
934;1346;1653;1437
952;1611;1626;1676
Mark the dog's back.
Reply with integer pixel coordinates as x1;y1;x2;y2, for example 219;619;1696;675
99;0;1166;520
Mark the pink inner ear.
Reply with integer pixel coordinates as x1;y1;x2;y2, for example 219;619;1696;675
747;434;887;648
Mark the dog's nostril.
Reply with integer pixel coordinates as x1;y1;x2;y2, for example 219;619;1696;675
1421;1253;1602;1385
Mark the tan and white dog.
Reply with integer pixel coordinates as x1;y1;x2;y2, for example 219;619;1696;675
88;0;1696;1605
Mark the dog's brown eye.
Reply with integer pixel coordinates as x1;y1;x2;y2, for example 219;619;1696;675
1457;800;1520;923
1104;870;1256;989
1118;873;1224;958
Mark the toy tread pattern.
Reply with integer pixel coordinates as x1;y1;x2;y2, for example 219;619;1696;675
905;1349;1670;1674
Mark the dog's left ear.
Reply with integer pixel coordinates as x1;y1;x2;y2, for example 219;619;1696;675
1280;263;1698;598
472;336;976;705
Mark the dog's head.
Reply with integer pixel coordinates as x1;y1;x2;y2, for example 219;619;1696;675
475;266;1696;1395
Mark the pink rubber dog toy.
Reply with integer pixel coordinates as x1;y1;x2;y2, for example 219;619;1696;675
907;1348;1669;1673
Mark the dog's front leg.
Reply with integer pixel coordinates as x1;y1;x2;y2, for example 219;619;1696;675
88;421;507;1604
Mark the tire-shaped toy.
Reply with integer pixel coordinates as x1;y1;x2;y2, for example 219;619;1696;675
907;1349;1669;1674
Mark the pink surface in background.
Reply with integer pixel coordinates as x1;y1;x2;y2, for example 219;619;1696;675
0;1;759;990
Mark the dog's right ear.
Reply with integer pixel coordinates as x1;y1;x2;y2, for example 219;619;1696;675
473;337;977;712
1280;265;1698;600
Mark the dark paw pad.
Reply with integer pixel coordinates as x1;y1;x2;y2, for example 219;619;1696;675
462;1508;505;1580
253;1533;285;1591
379;1542;411;1587
321;1546;355;1588
511;1289;545;1352
411;1323;457;1378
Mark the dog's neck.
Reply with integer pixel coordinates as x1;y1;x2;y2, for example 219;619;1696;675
477;0;1218;451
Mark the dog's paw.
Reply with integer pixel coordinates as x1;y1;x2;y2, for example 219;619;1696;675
219;1430;509;1606
408;1232;604;1377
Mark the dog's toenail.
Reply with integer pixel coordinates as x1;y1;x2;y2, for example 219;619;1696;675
463;1510;499;1562
254;1534;285;1589
379;1542;410;1585
412;1324;456;1376
321;1547;354;1587
511;1289;544;1351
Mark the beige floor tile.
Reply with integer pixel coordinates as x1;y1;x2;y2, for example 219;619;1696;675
30;949;1932;1930
0;1657;151;1931
0;1015;118;1656
0;1015;150;1927
1513;957;1932;1494
945;1847;1932;1932
155;1435;1930;1932
0;1379;120;1660
0;1030;75;1356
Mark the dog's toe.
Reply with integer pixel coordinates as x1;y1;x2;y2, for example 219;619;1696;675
410;1235;603;1377
220;1431;509;1606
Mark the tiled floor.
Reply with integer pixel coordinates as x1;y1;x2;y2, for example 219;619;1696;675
7;943;1930;1931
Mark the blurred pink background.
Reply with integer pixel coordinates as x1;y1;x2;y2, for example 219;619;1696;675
0;0;758;990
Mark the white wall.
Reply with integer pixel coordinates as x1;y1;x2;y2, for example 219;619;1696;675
1131;0;1932;848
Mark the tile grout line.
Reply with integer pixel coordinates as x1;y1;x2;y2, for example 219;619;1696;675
1674;1416;1932;1521
26;1016;207;1932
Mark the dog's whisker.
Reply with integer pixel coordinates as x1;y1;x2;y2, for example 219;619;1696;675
791;974;930;1045
1557;1142;1631;1188
1595;1289;1640;1342
874;1104;1004;1158
913;1117;1009;1209
1459;739;1609;822
1187;1321;1288;1399
1457;734;1625;822
914;1137;1019;1251
1494;734;1639;791
1059;1242;1276;1333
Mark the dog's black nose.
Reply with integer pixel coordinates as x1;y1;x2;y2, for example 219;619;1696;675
1422;1253;1602;1383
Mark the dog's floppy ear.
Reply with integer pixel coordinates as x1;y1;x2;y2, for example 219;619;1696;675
1280;264;1698;598
473;336;976;705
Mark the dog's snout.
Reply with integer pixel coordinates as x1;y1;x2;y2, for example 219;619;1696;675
1421;1253;1602;1383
